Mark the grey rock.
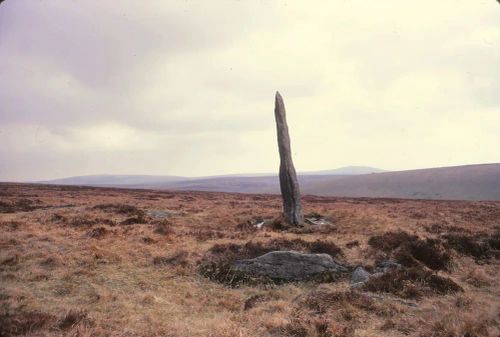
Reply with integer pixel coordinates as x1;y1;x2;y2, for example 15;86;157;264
274;92;303;225
364;293;418;308
351;266;371;284
305;217;332;226
375;261;402;273
146;209;172;219
233;251;346;281
351;282;366;289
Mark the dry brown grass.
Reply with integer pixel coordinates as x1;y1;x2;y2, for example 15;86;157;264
0;183;499;337
368;232;453;270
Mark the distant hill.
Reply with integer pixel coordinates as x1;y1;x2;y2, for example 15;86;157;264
39;166;383;187
300;163;500;200
302;166;386;175
147;175;344;194
38;164;500;200
39;174;188;186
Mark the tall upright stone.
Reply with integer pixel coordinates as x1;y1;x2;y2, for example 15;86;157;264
274;91;304;226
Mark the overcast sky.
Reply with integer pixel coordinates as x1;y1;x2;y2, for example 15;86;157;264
0;0;499;181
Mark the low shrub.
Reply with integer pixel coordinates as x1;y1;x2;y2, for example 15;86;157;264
268;215;290;231
0;303;55;336
368;231;418;252
142;236;156;244
243;294;267;311
57;309;88;330
153;220;174;235
153;251;189;267
69;217;114;227
120;216;146;225
92;203;144;217
363;267;463;299
369;232;451;270
0;199;37;213
395;238;452;271
443;234;498;261
86;227;107;239
205;238;342;265
346;240;360;249
235;217;265;233
0;221;22;231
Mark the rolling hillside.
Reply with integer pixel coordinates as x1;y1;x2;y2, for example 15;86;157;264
38;164;500;200
301;163;500;200
37;174;188;186
38;166;382;187
156;164;500;200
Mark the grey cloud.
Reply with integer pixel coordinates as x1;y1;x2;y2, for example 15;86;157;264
0;0;498;181
0;1;277;132
0;1;261;87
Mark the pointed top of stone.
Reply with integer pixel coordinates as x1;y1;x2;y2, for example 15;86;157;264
275;91;282;103
275;91;285;114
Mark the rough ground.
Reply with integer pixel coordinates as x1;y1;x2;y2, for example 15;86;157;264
0;183;499;337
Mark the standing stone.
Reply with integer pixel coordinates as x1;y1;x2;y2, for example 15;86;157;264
274;92;304;225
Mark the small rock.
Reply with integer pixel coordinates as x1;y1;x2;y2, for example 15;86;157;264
351;266;371;284
254;221;265;229
375;261;402;273
351;282;366;289
305;217;332;226
147;210;172;219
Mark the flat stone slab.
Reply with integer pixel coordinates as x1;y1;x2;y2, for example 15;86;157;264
305;217;332;226
232;251;347;281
